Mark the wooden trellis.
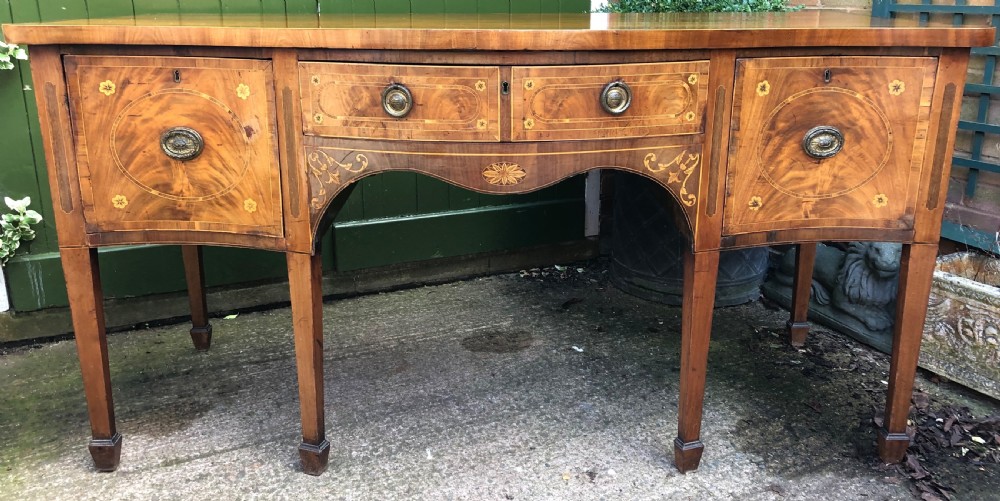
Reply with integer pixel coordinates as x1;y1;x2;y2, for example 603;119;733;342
873;0;1000;253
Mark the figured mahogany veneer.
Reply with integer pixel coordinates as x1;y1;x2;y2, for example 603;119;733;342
301;62;502;142
2;11;992;478
65;56;283;239
511;61;709;141
725;56;937;236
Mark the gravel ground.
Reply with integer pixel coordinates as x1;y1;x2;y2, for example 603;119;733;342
1;259;997;500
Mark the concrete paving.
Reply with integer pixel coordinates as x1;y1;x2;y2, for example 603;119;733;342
1;261;995;500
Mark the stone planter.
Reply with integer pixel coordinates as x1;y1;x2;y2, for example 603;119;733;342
922;252;1000;399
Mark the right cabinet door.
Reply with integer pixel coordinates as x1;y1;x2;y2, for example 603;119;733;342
724;56;937;236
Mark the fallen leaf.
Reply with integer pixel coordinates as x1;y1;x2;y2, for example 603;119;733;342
971;436;987;444
906;453;929;480
223;314;238;320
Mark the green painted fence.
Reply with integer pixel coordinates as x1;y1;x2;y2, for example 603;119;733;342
0;0;592;312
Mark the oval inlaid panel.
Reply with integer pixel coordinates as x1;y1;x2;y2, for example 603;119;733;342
755;87;893;199
527;80;693;122
110;89;252;202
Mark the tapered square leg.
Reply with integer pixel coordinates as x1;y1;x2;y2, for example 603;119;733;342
878;243;937;464
61;247;121;472
674;248;720;474
786;242;817;347
287;252;329;476
182;245;213;351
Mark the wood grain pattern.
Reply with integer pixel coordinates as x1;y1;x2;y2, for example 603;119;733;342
182;245;213;351
724;56;937;236
64;55;283;238
303;136;703;247
301;62;500;142
787;242;817;347
3;12;994;49
287;251;330;475
29;46;88;248
60;246;121;472
274;49;313;254
878;243;938;463
913;48;972;245
693;49;736;251
511;61;708;141
674;248;719;473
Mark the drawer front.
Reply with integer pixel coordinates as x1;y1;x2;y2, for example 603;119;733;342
65;56;282;237
511;61;709;141
724;56;937;235
301;62;500;142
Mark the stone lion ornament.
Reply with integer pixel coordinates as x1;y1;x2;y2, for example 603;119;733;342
772;242;902;331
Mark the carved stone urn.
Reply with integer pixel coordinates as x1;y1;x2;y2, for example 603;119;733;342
922;252;1000;399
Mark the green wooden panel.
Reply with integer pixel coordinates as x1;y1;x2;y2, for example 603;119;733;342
410;0;445;13
539;0;560;13
374;0;409;14
221;0;264;15
7;0;38;21
333;185;364;222
85;0;135;18
353;0;375;14
179;0;223;23
38;0;87;21
284;0;317;14
510;0;541;14
560;0;589;13
319;0;352;14
361;172;418;219
415;176;452;213
259;0;286;14
133;0;181;21
448;184;481;210
445;0;476;14
479;0;509;14
334;197;584;271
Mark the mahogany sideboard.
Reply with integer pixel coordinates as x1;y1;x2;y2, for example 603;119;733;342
3;11;993;476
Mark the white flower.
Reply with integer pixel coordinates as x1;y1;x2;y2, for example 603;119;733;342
14;47;27;60
4;196;30;213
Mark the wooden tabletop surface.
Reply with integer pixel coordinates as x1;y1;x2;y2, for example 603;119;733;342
3;11;994;49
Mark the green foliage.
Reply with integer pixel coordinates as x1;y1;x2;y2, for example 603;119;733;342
595;0;799;13
0;42;28;71
1;197;42;267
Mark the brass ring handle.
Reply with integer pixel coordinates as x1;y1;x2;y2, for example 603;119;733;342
600;80;632;115
160;127;204;161
802;126;844;159
382;83;413;118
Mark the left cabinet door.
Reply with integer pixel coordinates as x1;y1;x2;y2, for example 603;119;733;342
65;56;283;239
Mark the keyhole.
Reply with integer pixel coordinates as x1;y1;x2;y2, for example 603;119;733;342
501;81;510;95
173;70;181;83
823;69;832;83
